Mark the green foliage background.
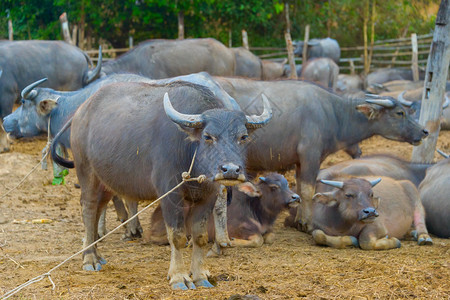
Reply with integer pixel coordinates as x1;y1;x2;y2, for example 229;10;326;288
0;0;438;48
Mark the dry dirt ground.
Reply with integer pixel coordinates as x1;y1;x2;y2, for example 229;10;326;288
0;134;449;299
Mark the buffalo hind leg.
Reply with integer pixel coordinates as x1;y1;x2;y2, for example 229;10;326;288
190;200;215;288
122;199;142;240
400;181;433;245
81;181;112;271
312;229;358;249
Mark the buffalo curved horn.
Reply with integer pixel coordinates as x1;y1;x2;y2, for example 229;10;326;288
365;98;395;108
163;92;204;128
320;179;344;189
443;94;449;109
436;149;449;159
397;91;413;107
84;46;102;85
369;178;382;187
245;94;272;129
21;78;48;100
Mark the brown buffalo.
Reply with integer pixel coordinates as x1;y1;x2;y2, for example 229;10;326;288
287;175;432;249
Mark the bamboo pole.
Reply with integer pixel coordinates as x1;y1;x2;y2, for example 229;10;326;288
363;0;369;75
411;33;419;81
242;30;249;50
412;0;450;163
302;25;310;62
72;25;78;46
178;11;184;40
8;19;13;41
228;28;232;48
285;2;291;33
367;0;376;73
285;32;297;79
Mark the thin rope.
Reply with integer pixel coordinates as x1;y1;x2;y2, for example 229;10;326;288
1;149;204;300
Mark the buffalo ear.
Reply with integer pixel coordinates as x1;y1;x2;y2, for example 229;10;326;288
313;192;337;206
37;99;58;115
356;104;381;120
238;182;261;197
179;127;202;142
373;196;381;209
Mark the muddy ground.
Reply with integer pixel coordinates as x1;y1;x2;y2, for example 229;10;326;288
0;134;449;299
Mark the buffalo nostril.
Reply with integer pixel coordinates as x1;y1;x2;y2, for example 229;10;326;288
235;167;241;174
423;129;429;136
220;165;228;173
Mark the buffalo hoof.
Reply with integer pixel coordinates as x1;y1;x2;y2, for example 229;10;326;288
418;236;433;246
99;257;107;265
195;279;214;288
83;263;102;271
350;236;359;247
171;280;196;290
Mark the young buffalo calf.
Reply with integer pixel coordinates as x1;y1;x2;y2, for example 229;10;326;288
145;173;299;249
287;175;432;250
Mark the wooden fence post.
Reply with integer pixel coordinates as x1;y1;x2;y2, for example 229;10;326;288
411;33;419;81
228;28;232;48
129;36;133;48
178;11;184;39
59;13;73;44
8;20;13;41
363;0;369;75
412;0;450;163
349;59;355;75
242;30;249;50
285;2;291;33
72;25;78;46
285;32;298;79
302;25;310;62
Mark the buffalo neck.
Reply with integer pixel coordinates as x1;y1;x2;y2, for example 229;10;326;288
331;97;376;150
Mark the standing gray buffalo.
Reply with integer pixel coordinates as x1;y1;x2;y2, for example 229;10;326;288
102;39;285;80
300;57;339;90
102;38;235;78
418;151;450;238
51;81;272;290
3;72;239;239
214;77;429;232
294;38;340;63
0;40;101;119
305;176;432;249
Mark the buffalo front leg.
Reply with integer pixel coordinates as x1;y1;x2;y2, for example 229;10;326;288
359;227;401;250
295;154;320;233
213;185;231;247
190;200;215;288
161;195;193;290
312;229;359;249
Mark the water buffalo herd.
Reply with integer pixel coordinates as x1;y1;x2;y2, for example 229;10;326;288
1;37;448;291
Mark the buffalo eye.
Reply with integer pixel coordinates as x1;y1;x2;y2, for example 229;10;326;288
345;193;354;199
269;184;279;191
396;111;405;117
21;99;25;104
369;191;374;197
203;133;214;142
240;134;249;143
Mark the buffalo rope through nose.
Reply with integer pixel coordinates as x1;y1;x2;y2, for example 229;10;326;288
1;148;205;299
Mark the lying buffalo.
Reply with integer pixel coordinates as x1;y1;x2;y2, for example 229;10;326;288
300;57;339;90
145;173;299;253
287;176;432;249
51;81;272;290
317;154;433;187
102;38;285;80
293;37;340;63
232;47;286;80
0;120;9;153
418;151;450;238
0;40;101;119
366;68;425;88
214;77;429;232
